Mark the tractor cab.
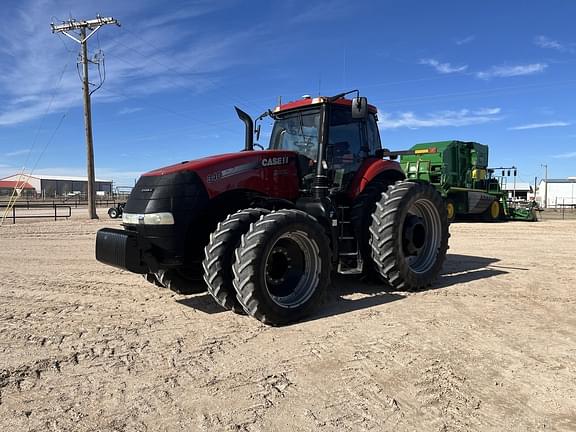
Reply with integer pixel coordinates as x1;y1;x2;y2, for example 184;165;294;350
268;95;382;193
237;91;384;197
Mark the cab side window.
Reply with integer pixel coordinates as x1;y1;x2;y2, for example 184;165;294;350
366;114;381;154
328;107;370;189
328;108;364;168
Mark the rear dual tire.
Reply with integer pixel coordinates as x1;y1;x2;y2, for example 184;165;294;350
369;181;448;291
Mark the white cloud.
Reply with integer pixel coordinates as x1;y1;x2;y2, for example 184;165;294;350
534;36;563;50
289;1;351;24
0;0;256;126
5;149;30;157
117;107;143;116
419;58;468;74
378;107;502;129
455;36;475;46
509;121;570;130
553;151;576;159
476;63;548;79
474;108;502;116
534;35;574;53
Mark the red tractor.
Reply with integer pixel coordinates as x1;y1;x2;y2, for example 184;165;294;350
96;91;449;325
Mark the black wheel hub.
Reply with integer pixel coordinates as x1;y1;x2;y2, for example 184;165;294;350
265;240;305;298
403;214;426;256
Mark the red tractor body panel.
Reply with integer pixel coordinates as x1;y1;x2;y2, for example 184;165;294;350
347;158;405;199
143;150;300;200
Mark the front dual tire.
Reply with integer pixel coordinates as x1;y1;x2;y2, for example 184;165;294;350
232;209;331;326
202;208;331;326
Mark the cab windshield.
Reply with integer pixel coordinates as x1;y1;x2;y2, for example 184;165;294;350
269;109;320;160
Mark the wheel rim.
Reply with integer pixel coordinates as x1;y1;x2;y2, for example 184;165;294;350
446;202;455;220
264;230;320;308
490;201;500;219
402;198;442;274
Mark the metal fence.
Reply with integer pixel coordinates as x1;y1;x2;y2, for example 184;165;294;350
1;203;72;224
0;196;127;209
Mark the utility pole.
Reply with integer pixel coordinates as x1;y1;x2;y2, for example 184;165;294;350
541;164;548;209
51;15;120;219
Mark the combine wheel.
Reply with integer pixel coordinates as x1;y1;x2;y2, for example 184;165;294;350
203;208;270;313
232;209;331;326
156;266;206;295
369;181;448;291
483;200;502;222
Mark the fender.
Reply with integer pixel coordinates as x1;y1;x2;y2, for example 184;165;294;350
347;157;405;199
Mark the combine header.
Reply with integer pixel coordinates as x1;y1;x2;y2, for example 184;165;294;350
96;91;449;325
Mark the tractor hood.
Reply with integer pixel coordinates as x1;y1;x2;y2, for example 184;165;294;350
140;150;301;201
143;151;284;177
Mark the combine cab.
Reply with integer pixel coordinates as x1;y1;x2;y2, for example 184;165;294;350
96;91;449;325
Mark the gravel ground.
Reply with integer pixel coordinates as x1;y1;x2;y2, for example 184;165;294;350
0;215;575;431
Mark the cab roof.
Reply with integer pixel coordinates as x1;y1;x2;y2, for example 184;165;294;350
274;96;378;115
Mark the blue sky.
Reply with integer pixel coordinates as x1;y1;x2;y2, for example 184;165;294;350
0;0;575;187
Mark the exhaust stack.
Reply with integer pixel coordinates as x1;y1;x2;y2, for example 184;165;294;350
234;107;254;151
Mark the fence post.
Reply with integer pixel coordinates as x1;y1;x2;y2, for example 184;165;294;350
54;202;57;221
12;205;16;224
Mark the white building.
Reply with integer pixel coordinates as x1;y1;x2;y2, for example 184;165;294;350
536;178;576;208
0;174;113;198
502;182;533;201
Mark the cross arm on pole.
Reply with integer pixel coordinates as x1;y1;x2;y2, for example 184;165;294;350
50;15;120;44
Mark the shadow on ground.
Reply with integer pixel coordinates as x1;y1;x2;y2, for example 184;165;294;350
176;253;508;320
436;254;508;288
306;253;508;322
176;294;228;314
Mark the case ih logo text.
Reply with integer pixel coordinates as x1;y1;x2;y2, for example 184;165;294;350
261;156;289;167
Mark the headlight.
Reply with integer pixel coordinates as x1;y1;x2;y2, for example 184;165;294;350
122;212;175;225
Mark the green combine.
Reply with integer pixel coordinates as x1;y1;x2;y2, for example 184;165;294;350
398;140;536;222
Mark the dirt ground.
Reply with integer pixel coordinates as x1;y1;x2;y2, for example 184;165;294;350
0;214;575;432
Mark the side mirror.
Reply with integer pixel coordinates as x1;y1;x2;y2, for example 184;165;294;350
352;96;368;119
